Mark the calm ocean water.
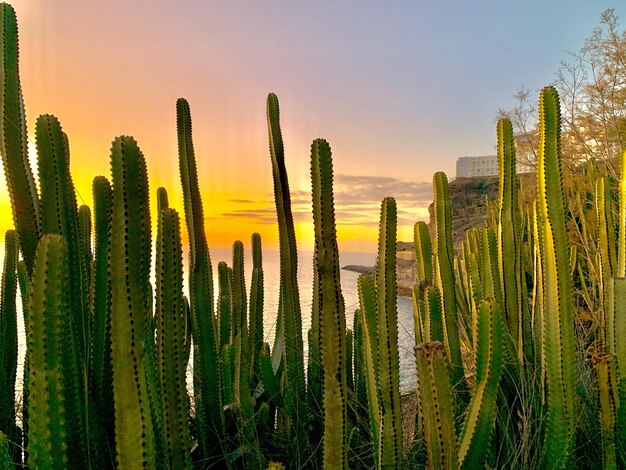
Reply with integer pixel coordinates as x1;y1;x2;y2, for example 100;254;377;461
13;246;417;398
209;248;417;392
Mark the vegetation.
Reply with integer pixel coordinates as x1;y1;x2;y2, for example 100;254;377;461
0;2;625;469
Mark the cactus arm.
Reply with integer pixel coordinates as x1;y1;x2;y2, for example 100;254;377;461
176;98;223;455
249;233;264;383
109;136;155;468
433;172;464;387
0;230;17;458
155;208;191;469
619;150;626;277
595;354;618;470
414;221;433;285
457;299;504;469
0;4;40;275
415;341;457;470
156;186;169;214
357;274;380;461
612;278;626;464
89;176;113;401
26;234;69;469
376;197;403;468
496;118;527;360
310;138;348;469
266;93;307;443
537;86;576;469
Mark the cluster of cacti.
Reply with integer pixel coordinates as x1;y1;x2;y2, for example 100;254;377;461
2;2;626;469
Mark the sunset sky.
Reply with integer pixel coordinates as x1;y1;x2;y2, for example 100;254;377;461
2;1;624;252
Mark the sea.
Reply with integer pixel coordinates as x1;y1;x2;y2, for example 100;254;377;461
208;247;418;393
13;247;417;401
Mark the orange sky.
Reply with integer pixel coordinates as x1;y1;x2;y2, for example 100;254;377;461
8;1;614;252
0;1;435;253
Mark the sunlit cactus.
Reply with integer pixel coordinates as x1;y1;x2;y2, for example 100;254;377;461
26;234;70;469
536;86;576;469
108;135;155;468
311;138;348;469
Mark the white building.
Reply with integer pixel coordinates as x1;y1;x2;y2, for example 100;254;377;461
456;155;498;178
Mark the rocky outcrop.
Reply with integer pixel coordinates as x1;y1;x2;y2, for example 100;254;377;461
342;175;500;296
428;175;499;250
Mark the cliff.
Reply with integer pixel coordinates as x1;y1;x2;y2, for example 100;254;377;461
342;175;500;296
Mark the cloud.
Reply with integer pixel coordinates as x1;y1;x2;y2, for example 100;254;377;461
229;199;255;203
221;173;433;226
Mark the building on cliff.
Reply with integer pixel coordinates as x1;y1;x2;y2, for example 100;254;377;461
455;155;498;177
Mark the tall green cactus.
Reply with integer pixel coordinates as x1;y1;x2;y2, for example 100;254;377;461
357;274;380;463
536;86;576;469
26;234;69;469
595;353;618;470
176;98;223;456
415;341;457;470
249;233;264;383
433;172;464;389
0;3;40;275
414;221;433;286
311;138;348;469
612;277;626;464
266;93;307;449
0;230;18;462
618;149;626;277
155;207;191;469
109;135;155;468
89;176;113;440
457;299;504;468
376;197;403;468
496;117;528;361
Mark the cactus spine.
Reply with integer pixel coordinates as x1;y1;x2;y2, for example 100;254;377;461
311;138;348;469
536;86;576;469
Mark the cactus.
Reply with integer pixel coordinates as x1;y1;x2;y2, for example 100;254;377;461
266;93;307;448
618;149;626;277
612;277;626;464
26;234;69;469
310;138;348;469
457;299;504;469
89;176;114;442
249;233;264;383
108;135;155;468
376;197;403;468
357;274;380;462
177;98;223;456
414;221;433;286
433;172;464;388
595;354;618;470
0;230;18;462
415;341;457;470
496;117;528;361
0;3;40;275
536;86;576;469
155;207;191;469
